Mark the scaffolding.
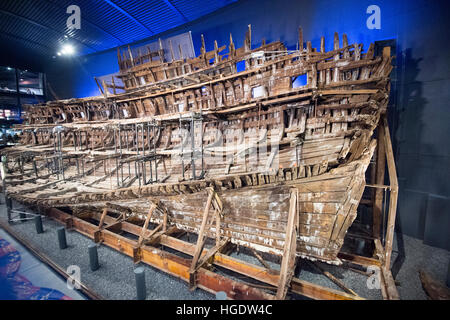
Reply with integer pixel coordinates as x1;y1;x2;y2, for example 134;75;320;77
179;111;205;180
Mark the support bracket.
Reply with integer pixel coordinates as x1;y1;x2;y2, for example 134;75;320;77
133;200;173;263
189;187;227;290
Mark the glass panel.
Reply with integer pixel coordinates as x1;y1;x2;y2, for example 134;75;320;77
18;69;44;95
0;66;17;93
0;95;20;121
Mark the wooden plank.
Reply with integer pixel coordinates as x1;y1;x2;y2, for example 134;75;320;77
250;248;276;273
194;238;229;273
383;117;398;268
189;187;215;289
373;122;386;238
276;188;298;299
338;252;381;268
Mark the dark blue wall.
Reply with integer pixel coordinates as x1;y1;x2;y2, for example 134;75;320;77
45;0;450;250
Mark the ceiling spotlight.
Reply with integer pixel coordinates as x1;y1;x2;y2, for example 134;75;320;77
60;43;75;56
57;52;61;56
6;67;12;71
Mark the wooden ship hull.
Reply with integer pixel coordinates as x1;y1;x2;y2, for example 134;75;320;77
1;26;393;266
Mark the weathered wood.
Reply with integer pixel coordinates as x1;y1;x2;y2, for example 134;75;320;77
189;187;215;289
98;207;108;230
276;188;299;299
373;121;386;238
383;117;398;268
3;28;394;290
137;202;157;246
307;260;359;297
419;270;450;300
374;238;399;300
250;248;275;273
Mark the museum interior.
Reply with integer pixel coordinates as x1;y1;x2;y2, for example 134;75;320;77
0;0;449;301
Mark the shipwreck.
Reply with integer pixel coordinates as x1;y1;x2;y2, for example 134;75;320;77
0;26;395;299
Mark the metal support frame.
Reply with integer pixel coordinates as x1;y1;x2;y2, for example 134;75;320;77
179;112;205;180
98;121;162;189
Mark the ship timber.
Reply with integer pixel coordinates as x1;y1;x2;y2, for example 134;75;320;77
1;26;393;266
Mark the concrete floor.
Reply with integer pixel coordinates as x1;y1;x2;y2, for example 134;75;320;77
0;200;213;300
389;232;450;299
0;195;448;300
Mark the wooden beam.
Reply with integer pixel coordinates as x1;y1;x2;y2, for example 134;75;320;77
189;187;215;289
338;252;381;268
193;238;229;274
98;207;108;230
137;202;157;246
374;238;400;300
383;117;398;268
307;260;359;297
250;248;275;273
145;226;177;247
142;224;162;244
373;121;386;238
276;188;299;299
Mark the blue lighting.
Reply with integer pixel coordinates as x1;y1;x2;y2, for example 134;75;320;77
292;75;307;88
68;0;447;98
236;60;246;73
